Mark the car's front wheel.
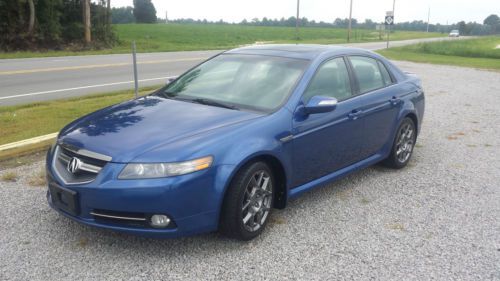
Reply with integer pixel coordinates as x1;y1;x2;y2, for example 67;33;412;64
220;162;274;241
383;117;417;169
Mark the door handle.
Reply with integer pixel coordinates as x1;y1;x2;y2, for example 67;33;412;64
348;109;363;120
390;97;402;106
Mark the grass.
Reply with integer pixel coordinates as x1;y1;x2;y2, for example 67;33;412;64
28;168;46;187
1;171;18;182
0;151;45;170
0;23;443;59
378;36;500;70
0;86;160;145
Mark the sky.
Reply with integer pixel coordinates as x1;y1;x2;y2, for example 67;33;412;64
110;0;499;25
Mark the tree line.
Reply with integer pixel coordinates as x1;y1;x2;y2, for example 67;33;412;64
168;15;500;36
0;0;157;51
112;4;500;37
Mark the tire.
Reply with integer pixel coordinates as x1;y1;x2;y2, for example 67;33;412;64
382;117;417;169
220;162;274;241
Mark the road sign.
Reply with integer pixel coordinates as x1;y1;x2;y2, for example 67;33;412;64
385;11;394;25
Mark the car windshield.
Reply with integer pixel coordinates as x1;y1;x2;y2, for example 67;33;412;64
158;54;309;112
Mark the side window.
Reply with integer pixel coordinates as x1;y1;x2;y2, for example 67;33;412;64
302;58;352;102
349;56;386;93
377;61;393;86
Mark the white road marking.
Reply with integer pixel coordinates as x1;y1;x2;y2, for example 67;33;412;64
0;76;176;101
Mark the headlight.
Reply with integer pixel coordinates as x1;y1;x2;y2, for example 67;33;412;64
118;156;213;179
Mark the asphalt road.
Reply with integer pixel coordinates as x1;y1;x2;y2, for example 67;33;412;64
0;61;499;280
0;37;457;106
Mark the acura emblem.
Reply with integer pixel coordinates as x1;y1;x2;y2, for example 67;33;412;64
67;157;82;174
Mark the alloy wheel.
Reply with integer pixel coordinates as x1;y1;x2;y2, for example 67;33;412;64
395;123;415;163
241;170;273;232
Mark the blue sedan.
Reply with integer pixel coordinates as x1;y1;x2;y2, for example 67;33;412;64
46;45;425;240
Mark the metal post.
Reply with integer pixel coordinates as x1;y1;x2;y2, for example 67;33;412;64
295;0;300;40
386;25;390;49
387;0;396;49
392;0;396;18
132;41;138;98
347;0;353;42
426;7;430;32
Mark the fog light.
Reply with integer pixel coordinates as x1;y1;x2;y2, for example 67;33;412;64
150;214;170;228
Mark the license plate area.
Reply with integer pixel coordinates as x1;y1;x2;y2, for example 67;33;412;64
49;183;79;216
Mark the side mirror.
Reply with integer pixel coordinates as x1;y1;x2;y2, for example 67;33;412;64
304;96;338;114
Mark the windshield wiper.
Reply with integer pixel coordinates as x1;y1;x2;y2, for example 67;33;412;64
191;98;239;110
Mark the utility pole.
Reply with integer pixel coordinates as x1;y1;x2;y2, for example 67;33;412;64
296;0;300;40
347;0;353;42
83;0;91;43
426;7;430;32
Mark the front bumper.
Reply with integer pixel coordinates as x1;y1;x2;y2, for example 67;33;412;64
45;150;234;238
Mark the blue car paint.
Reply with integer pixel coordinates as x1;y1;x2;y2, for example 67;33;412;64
46;45;424;238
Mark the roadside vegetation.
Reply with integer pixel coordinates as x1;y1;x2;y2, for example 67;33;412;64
378;36;500;70
0;86;159;145
1;171;18;182
0;24;442;59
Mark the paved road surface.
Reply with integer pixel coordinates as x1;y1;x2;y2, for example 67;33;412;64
0;37;455;106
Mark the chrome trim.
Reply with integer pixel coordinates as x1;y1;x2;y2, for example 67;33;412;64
52;146;98;186
58;152;102;174
279;135;294;143
59;143;112;162
90;212;146;221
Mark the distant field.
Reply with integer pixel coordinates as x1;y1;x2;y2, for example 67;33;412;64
0;23;442;59
379;36;500;70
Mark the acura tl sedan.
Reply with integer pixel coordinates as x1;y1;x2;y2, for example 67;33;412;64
46;45;424;240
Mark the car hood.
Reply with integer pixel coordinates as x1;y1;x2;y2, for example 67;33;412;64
58;96;261;163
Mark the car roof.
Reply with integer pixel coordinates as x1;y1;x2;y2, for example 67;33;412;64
225;44;371;60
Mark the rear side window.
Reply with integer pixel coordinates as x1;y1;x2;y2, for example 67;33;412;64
377;61;393;86
302;58;352;102
349;56;386;93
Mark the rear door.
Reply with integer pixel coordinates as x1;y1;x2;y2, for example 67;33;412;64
347;56;401;157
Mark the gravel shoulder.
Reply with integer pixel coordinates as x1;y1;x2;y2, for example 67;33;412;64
1;61;499;281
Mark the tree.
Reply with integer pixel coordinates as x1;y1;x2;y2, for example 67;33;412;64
483;14;499;33
111;6;135;24
133;0;156;23
483;14;499;25
457;21;466;34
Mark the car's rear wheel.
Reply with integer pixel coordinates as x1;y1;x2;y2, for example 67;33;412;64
383;117;417;169
220;162;274;241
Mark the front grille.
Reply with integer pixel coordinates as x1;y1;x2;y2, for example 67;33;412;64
52;144;111;185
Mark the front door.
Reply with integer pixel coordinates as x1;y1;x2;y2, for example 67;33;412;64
291;57;364;188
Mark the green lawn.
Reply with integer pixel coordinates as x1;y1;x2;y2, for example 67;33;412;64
378;36;500;70
0;86;159;145
0;23;443;59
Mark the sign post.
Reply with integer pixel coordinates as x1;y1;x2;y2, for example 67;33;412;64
385;11;394;49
